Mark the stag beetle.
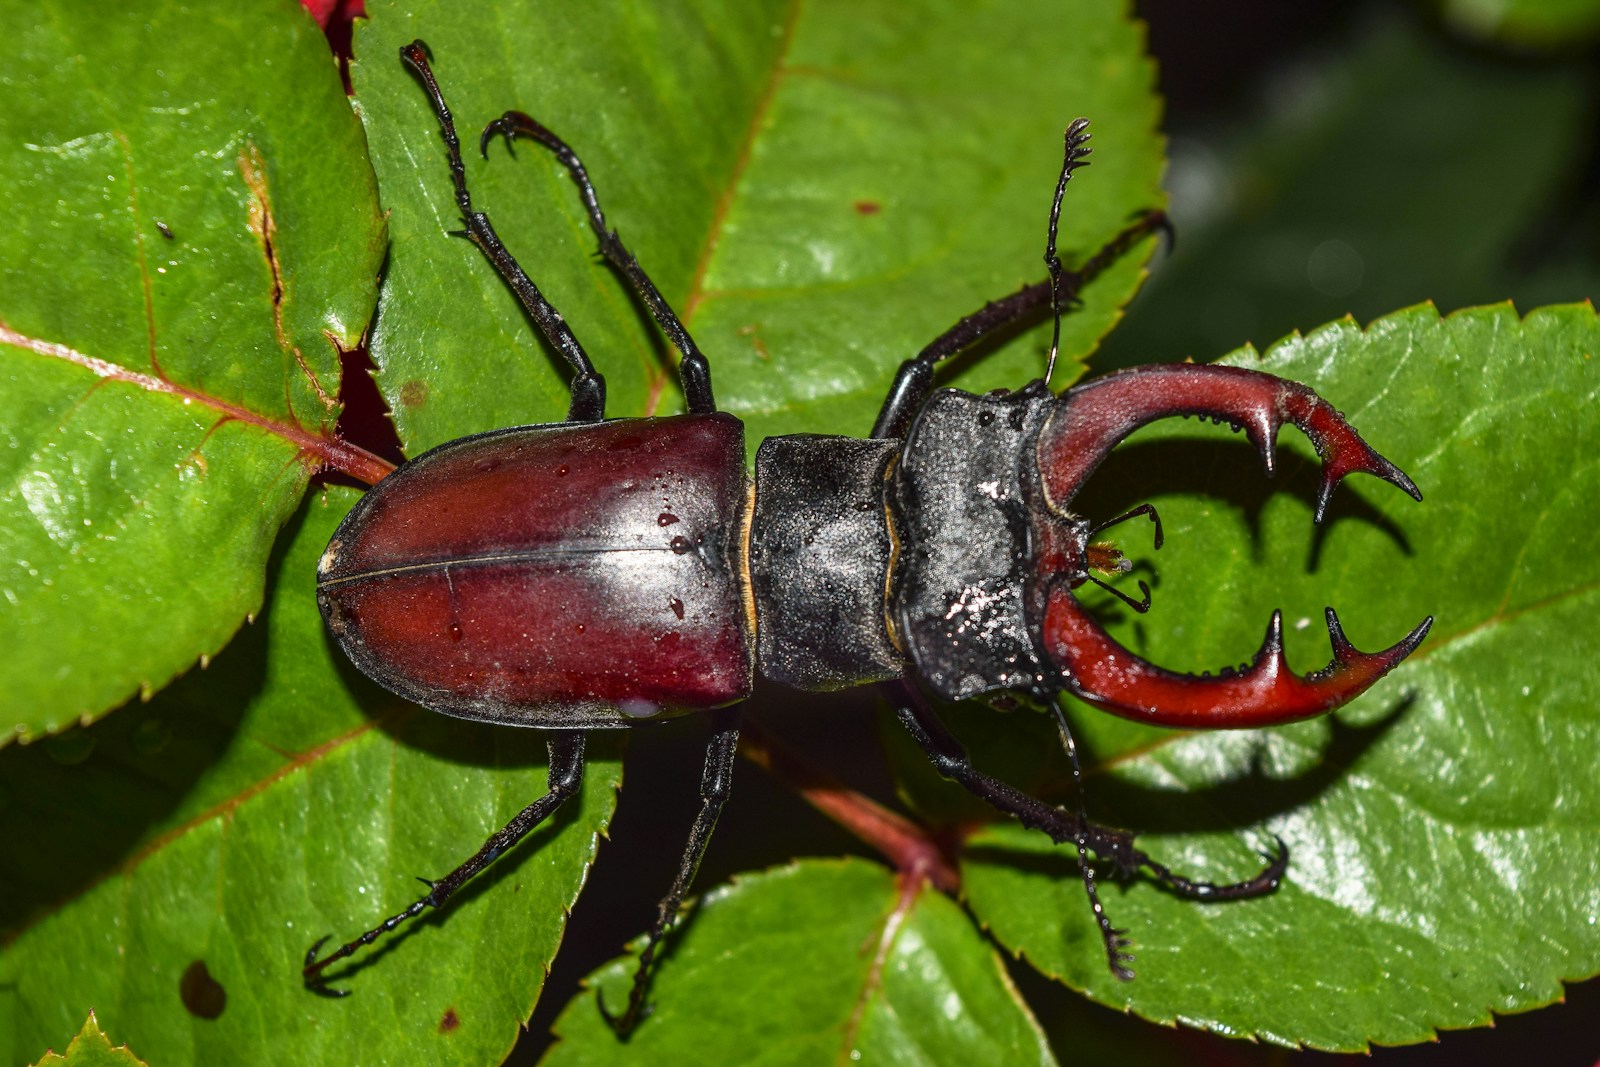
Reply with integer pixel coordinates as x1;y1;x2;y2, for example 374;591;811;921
302;41;1431;1035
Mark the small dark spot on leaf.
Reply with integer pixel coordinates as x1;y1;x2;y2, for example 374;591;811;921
854;199;881;215
439;1007;460;1033
155;220;175;239
399;379;429;409
180;960;226;1019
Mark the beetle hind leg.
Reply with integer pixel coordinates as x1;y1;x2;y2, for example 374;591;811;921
300;733;585;995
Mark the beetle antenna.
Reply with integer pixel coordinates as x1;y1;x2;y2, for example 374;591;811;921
1043;119;1093;388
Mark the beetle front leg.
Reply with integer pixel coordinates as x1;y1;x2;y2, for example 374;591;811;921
887;683;1284;981
302;732;586;995
872;208;1170;439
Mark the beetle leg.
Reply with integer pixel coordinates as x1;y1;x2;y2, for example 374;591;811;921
889;683;1287;980
872;207;1170;438
301;732;585;995
601;708;740;1038
1043;696;1134;979
400;42;608;422
875;114;1178;439
890;683;1136;978
481;111;717;415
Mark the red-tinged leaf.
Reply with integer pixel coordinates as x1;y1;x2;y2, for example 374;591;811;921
0;488;624;1067
0;0;386;741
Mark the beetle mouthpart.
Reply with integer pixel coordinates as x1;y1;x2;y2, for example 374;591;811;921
1082;572;1152;614
1076;502;1164;614
1038;364;1423;525
1044;590;1433;727
1033;363;1428;724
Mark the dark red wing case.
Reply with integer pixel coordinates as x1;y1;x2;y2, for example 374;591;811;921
317;414;754;727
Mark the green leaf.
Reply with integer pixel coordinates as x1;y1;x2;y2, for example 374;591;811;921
28;1014;148;1067
1437;0;1600;46
0;0;385;741
0;488;624;1067
4;3;1164;1061
543;859;1056;1065
353;0;1163;453
951;302;1600;1050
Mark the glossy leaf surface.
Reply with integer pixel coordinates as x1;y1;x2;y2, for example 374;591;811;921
948;302;1600;1050
544;859;1056;1066
1;489;624;1067
355;0;1163;453
0;0;385;740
